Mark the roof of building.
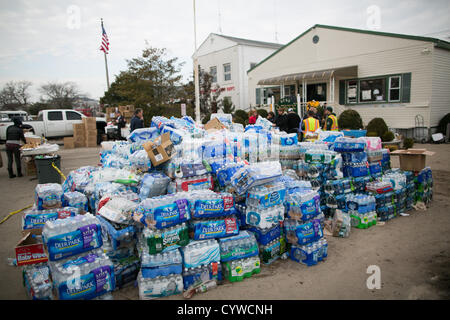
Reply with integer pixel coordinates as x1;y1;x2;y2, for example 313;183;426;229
247;24;450;74
212;33;284;49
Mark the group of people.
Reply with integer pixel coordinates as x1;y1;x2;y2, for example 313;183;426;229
113;108;145;139
248;103;339;140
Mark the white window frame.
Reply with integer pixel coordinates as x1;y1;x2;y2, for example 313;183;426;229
210;66;217;83
346;80;358;104
388;75;401;102
223;63;231;81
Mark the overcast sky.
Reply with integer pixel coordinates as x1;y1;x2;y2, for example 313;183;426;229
0;0;449;102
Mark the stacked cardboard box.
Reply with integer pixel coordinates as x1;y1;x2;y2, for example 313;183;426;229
106;107;118;122
72;123;86;148
63;137;75;149
119;105;135;123
83;117;97;148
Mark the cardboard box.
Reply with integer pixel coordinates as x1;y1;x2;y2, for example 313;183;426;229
74;141;86;148
123;110;134;118
73;123;86;136
204;117;226;132
85;129;97;137
390;148;435;172
15;233;48;266
83;117;97;131
63;137;75;149
143;132;175;166
85;135;97;146
21;157;37;176
73;135;85;143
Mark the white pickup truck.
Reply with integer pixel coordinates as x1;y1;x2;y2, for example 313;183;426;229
0;109;107;142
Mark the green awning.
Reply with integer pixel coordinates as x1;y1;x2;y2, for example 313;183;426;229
257;65;358;85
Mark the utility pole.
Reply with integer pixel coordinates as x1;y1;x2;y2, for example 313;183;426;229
193;0;201;124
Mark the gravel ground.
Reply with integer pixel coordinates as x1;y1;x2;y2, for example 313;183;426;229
0;143;449;300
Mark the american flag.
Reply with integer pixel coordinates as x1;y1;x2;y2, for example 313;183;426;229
100;20;109;54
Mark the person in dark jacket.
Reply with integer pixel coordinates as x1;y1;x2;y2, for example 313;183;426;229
130;108;144;133
286;108;301;134
115;111;126;139
267;111;276;123
6;117;26;178
275;108;289;133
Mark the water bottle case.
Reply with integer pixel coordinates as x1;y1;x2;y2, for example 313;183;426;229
97;216;137;251
112;255;140;290
219;231;259;262
136;197;191;229
189;216;239;240
222;257;261;282
259;238;282;264
245;205;284;229
138;273;183;300
181;240;221;269
22;207;79;231
248;224;281;246
192;194;235;218
54;256;115;300
182;262;222;290
246;185;287;209
141;264;182;279
144;224;189;254
44;223;103;261
294;219;323;245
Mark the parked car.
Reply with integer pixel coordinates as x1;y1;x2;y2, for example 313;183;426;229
0;109;107;142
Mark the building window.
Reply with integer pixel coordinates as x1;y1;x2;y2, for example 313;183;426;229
389;76;401;102
347;80;358;104
344;74;408;104
210;66;217;83
250;62;257;69
359;78;386;102
223;63;231;81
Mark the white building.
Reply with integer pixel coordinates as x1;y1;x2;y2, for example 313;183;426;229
247;24;450;138
194;33;283;111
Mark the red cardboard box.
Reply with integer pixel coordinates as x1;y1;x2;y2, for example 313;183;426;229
15;233;48;266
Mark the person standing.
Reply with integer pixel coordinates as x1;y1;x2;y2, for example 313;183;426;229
322;106;339;131
286;108;301;134
248;110;258;124
6;117;26;178
275;108;288;133
115;111;126;139
130;108;144;133
301;110;320;140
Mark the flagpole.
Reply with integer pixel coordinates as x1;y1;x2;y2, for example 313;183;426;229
101;18;110;90
193;0;201;125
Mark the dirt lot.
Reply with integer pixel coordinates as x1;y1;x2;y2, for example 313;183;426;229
0;143;449;300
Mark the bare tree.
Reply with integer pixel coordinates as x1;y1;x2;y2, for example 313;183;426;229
0;81;32;110
39;81;81;109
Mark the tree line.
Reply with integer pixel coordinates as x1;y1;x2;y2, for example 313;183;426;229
0;80;85;115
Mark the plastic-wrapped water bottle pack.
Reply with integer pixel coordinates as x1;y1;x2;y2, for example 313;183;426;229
35;183;63;210
42;213;103;261
23;263;53;300
62;191;88;213
49;249;115;300
22;207;79;232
